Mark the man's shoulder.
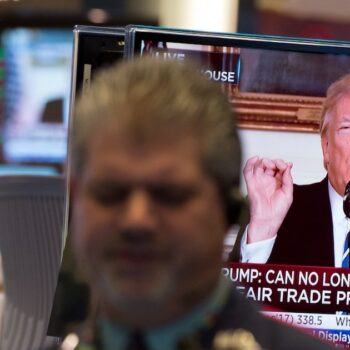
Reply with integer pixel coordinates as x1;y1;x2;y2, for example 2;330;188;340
290;176;329;210
293;176;328;195
42;287;335;350
216;287;334;350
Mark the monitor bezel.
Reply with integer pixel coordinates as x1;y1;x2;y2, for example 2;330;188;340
125;25;350;59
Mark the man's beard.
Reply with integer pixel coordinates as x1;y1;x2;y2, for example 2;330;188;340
96;261;176;315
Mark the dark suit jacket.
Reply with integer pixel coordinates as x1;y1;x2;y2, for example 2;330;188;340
46;285;334;350
229;177;335;266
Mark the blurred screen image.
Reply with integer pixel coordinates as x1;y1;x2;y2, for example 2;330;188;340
1;28;73;171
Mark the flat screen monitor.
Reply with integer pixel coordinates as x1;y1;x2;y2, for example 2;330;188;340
47;25;125;338
70;25;125;107
125;25;350;347
1;28;73;174
64;24;124;244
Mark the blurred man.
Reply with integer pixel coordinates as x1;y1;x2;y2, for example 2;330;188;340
230;74;350;267
54;58;334;350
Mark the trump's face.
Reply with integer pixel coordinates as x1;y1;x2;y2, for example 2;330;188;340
322;94;350;196
71;127;227;327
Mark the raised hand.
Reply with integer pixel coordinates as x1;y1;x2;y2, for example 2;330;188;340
243;156;293;243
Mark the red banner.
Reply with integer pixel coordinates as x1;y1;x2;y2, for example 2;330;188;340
224;262;350;313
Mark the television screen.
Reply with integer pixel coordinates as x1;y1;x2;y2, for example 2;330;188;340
1;28;73;173
125;25;350;348
47;25;125;337
126;26;350;132
70;25;125;110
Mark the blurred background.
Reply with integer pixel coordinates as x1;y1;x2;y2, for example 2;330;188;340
0;0;349;178
1;1;350;345
2;0;350;36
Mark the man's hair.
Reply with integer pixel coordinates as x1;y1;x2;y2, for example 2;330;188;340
320;73;350;137
71;57;241;191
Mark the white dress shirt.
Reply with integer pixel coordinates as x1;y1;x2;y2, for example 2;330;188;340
328;181;349;268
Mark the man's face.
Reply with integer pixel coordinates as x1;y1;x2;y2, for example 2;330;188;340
72;128;228;326
322;94;350;195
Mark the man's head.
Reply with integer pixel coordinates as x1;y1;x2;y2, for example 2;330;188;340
320;74;350;195
70;57;241;328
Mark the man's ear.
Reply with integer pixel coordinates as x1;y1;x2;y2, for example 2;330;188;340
321;134;329;170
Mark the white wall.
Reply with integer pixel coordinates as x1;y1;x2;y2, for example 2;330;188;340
238;128;326;194
159;0;239;32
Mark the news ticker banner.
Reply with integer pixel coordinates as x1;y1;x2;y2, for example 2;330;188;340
262;311;350;348
223;263;350;347
223;262;350;313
